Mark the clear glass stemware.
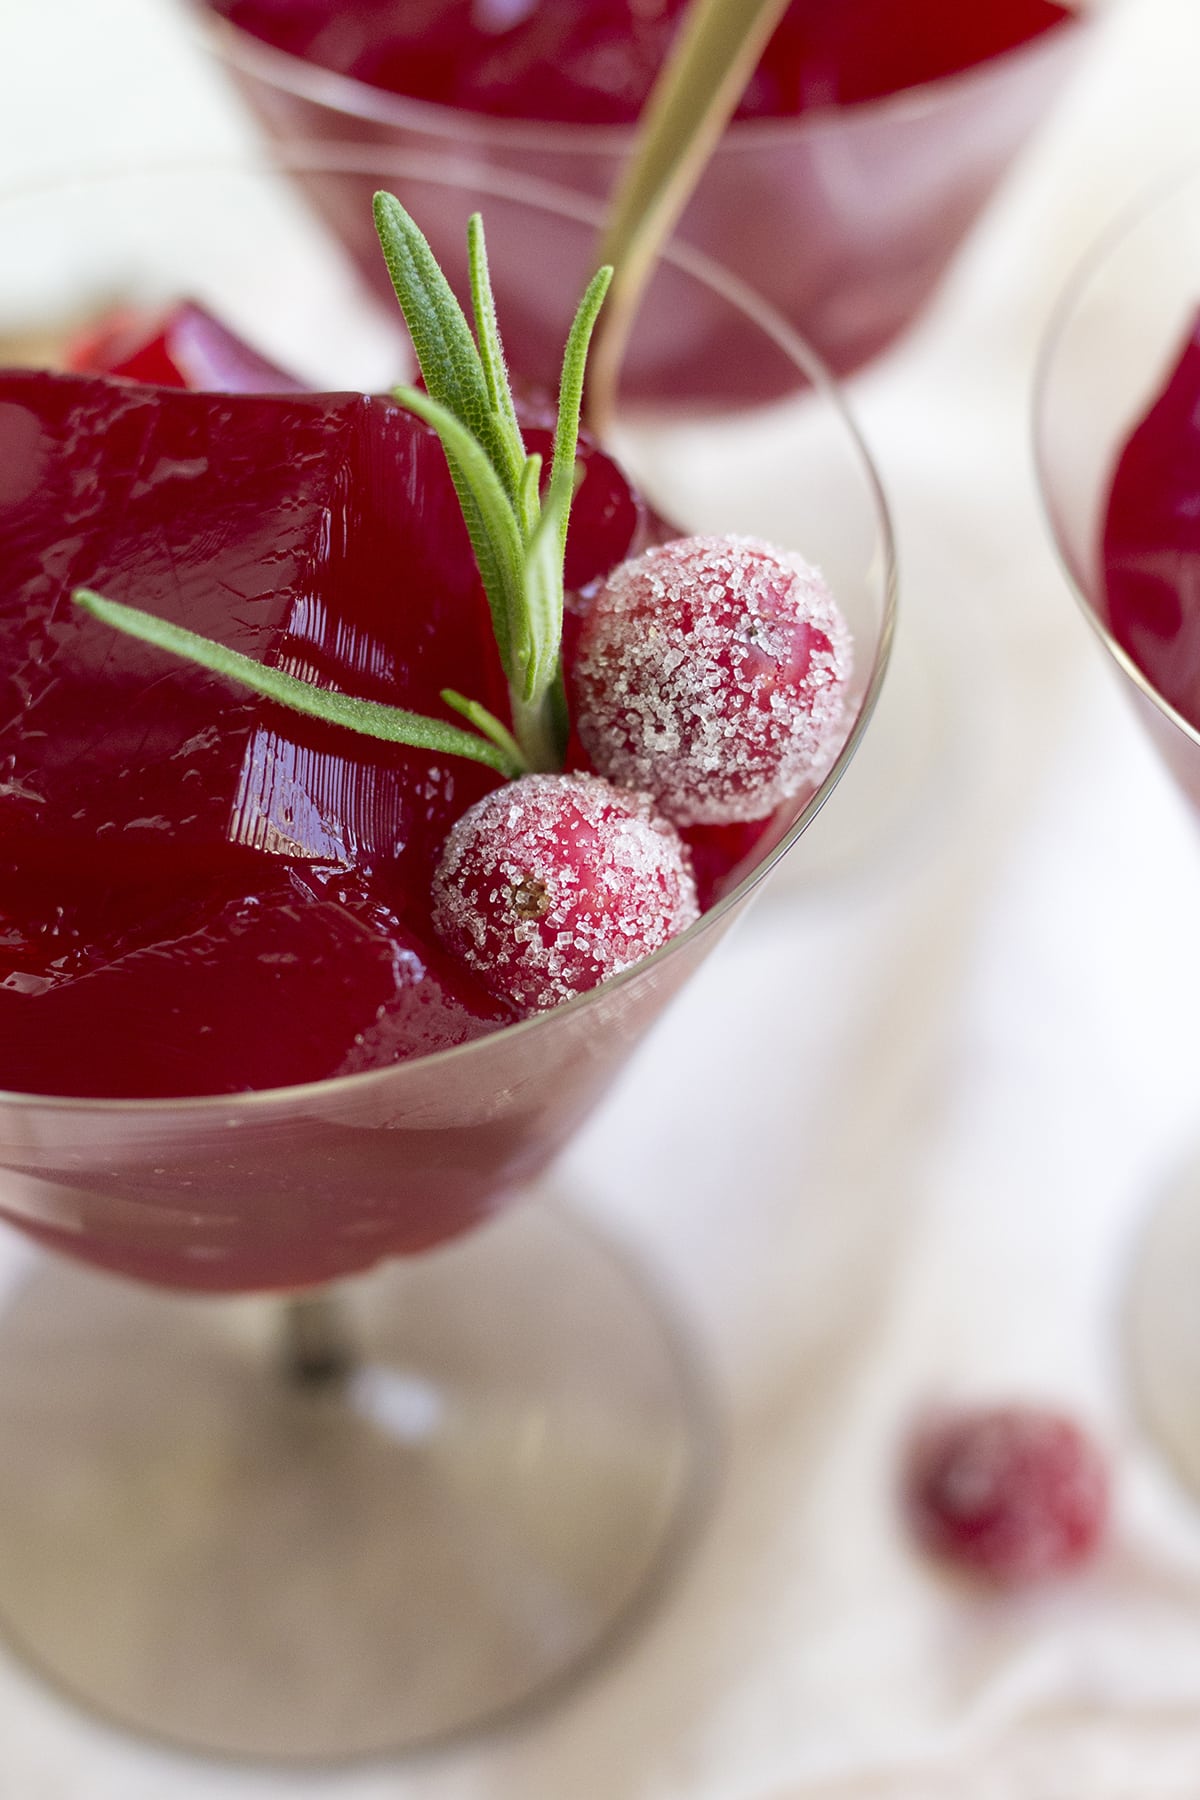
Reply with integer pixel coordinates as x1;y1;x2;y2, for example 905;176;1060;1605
1036;162;1200;1503
193;1;1091;384
0;153;894;1762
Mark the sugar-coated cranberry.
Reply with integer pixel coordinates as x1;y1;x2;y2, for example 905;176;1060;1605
904;1404;1110;1586
571;534;852;827
431;771;699;1012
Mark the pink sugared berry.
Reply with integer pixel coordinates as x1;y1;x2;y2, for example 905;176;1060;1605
431;771;699;1013
904;1404;1109;1586
571;533;852;827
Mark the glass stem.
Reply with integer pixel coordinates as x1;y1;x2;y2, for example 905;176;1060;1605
281;1289;357;1389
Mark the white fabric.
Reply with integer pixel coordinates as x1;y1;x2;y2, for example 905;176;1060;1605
6;0;1200;1793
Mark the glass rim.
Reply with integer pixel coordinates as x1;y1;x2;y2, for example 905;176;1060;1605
195;2;1090;155
1033;156;1200;756
0;145;897;1116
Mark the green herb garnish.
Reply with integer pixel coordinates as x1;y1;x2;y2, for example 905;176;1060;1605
72;196;612;778
72;587;523;777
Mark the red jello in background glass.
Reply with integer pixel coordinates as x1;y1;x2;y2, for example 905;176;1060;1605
0;157;894;1762
1036;164;1200;1521
195;0;1090;389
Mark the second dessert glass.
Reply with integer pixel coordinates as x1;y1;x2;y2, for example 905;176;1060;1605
1036;164;1200;1503
0;152;894;1762
195;1;1091;387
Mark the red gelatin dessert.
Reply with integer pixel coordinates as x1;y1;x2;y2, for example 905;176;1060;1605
905;1404;1109;1585
4;867;499;1099
0;371;500;887
1103;308;1200;730
0;187;868;1293
0;368;643;1097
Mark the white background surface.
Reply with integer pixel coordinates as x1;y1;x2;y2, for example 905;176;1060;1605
6;0;1200;1794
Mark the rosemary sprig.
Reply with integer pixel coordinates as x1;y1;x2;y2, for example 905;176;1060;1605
72;589;523;777
375;193;612;769
72;194;612;781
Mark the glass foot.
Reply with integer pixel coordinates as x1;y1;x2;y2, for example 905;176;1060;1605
1127;1163;1200;1498
0;1200;713;1763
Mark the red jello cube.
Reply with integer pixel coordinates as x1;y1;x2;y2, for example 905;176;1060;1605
0;867;500;1098
0;369;503;889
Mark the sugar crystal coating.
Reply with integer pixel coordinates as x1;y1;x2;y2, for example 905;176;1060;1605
431;772;699;1013
571;533;853;826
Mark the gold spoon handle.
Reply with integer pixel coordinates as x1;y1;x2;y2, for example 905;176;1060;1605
588;0;792;425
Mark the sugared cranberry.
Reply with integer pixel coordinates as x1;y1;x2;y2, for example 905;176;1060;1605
571;534;852;827
431;771;699;1012
904;1404;1110;1586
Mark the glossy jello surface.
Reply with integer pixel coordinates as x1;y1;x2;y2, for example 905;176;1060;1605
209;0;1077;124
0;354;644;1098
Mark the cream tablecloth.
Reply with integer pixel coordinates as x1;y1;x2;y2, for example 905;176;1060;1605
5;0;1200;1793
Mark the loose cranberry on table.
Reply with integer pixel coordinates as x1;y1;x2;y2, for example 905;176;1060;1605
904;1404;1110;1586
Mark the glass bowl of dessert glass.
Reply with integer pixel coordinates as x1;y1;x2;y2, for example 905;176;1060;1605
1035;162;1200;1503
194;0;1091;389
0;151;894;1762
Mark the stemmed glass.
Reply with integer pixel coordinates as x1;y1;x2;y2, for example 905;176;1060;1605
1035;163;1200;1500
0;152;894;1762
193;1;1090;385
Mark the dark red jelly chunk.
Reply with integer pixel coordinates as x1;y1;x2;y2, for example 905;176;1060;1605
67;300;305;393
1104;309;1200;729
208;0;1077;124
0;866;503;1098
0;369;502;891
